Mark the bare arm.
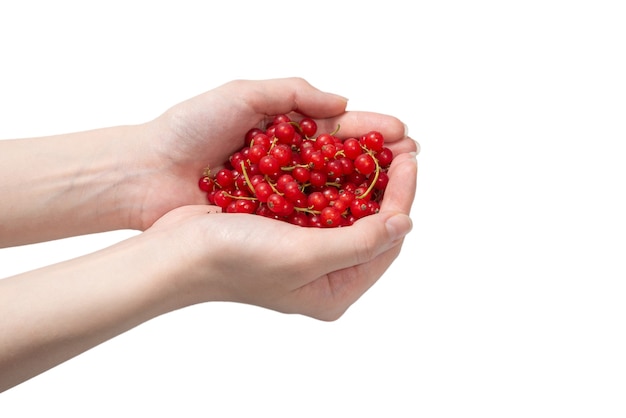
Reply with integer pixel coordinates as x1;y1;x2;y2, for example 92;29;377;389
0;126;150;246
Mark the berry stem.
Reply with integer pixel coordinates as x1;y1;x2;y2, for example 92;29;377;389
294;206;321;215
240;161;256;195
356;148;381;199
223;192;258;201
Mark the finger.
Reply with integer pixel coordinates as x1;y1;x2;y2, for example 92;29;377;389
379;152;418;215
314;111;407;142
221;77;348;120
385;136;420;157
311;112;420;155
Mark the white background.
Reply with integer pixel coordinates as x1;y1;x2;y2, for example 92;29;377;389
1;1;625;416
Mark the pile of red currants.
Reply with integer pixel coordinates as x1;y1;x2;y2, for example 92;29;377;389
197;114;393;228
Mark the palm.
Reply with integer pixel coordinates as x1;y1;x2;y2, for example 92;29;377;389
150;203;402;321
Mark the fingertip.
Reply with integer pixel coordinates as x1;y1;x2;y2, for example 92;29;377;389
385;213;413;242
329;92;349;106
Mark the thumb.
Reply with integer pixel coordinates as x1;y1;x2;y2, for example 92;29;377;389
304;152;417;275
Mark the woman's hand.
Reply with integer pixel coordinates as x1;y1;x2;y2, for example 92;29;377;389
143;150;417;320
0;149;416;391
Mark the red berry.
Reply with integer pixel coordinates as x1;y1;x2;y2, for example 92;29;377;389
354;153;376;176
258;155;280;177
274;122;296;145
248;143;268;164
377;147;394;167
254;182;273;203
270;144;293;167
342;138;362;160
320;206;342;228
251;133;271;149
287;211;309;227
215;169;235;189
309;170;327;188
292;166;310;183
198;176;214;192
307;191;328;211
350;198;370;219
298;117;317;138
361;131;385;152
272;114;291;125
315;133;335;150
213;190;233;209
245;128;264;146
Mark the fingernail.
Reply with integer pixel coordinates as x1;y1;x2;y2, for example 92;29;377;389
413;139;421;155
403;123;409;137
385;214;413;241
331;93;349;103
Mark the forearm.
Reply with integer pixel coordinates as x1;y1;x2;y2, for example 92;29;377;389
0;233;183;392
0;125;148;247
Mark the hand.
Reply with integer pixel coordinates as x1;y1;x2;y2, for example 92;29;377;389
142;150;417;320
131;77;418;230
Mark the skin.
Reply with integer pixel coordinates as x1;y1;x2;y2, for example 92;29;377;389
0;77;419;392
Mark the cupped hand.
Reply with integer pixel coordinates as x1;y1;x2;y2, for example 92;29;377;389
144;150;417;321
132;77;418;230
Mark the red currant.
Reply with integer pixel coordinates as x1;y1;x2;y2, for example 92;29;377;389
320;206;342;228
354;153;376;176
197;123;394;227
298;117;317;138
274;122;296;145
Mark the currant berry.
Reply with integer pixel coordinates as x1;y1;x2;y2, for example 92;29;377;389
342;138;362;160
215;169;236;189
361;131;385;152
292;166;311;183
354;153;376;176
374;171;389;190
307;191;329;211
274;122;296;145
251;133;271;149
309;170;327;188
254;182;273;203
198;176;214;192
320;206;342;228
234;199;258;214
272;114;291;125
350;198;370;219
298;117;317;138
315;133;336;150
258;155;280;177
212;190;233;209
376;147;393;167
270;144;293;167
245;128;264;146
248;143;268;164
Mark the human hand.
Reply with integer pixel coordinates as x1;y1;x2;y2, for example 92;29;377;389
131;77;418;230
143;150;417;320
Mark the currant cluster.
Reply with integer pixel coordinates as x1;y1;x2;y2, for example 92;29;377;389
197;114;393;228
